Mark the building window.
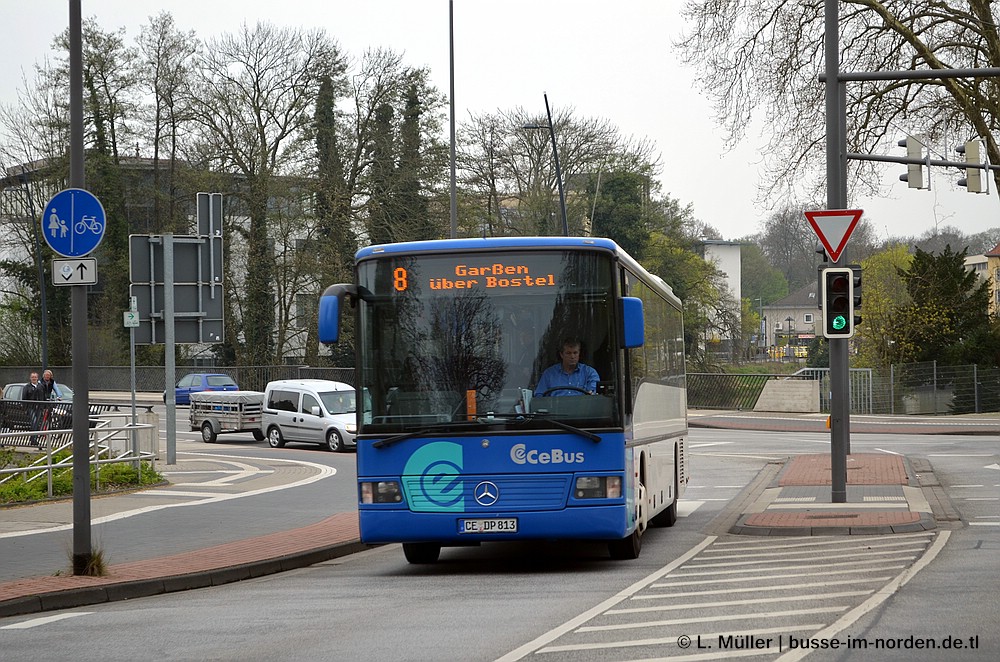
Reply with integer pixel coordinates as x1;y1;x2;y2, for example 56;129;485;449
804;313;814;324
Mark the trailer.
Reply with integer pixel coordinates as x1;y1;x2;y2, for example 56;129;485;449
189;391;266;443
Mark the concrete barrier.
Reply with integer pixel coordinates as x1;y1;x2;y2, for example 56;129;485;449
753;380;820;413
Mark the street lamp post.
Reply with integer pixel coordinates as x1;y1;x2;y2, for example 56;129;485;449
785;316;794;361
523;92;568;236
754;297;764;359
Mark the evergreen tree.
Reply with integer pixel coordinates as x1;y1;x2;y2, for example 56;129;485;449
365;103;396;245
396;81;432;241
312;72;356;365
893;245;997;366
590;171;649;260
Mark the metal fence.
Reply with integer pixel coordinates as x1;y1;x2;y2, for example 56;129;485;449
0;366;357;394
688;362;999;414
2;362;995;415
0;418;157;499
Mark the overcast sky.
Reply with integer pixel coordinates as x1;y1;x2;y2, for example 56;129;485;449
3;0;998;244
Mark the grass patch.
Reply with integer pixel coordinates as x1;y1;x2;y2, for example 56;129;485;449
0;449;164;505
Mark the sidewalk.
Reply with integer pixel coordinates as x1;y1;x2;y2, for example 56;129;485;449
0;512;367;618
0;411;977;619
727;452;952;535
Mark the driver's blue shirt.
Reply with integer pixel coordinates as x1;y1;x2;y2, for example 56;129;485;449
534;362;599;397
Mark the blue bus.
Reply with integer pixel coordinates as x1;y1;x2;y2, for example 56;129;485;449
318;237;688;562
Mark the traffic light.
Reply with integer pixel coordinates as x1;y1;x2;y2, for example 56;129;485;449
897;136;924;189
821;267;854;338
851;264;862;328
956;140;985;193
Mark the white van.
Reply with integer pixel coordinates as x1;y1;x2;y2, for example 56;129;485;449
261;379;359;452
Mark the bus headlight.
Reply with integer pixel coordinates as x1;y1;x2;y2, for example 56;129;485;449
360;481;402;504
575;476;622;499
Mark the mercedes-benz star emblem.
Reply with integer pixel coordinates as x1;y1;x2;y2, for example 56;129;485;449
474;481;499;507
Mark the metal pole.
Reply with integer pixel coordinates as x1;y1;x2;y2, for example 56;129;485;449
68;0;93;575
165;234;177;465
130;325;138;470
543;93;568;236
825;0;847;503
448;0;458;239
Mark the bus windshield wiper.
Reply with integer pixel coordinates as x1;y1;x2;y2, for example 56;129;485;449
484;414;602;443
372;421;484;448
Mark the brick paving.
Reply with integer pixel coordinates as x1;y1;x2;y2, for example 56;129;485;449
0;512;363;618
730;452;939;536
778;453;910;486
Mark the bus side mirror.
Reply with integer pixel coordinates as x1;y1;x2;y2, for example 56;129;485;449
318;283;358;344
621;297;644;348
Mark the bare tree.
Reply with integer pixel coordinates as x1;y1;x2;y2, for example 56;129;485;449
677;1;1000;202
138;11;198;232
458;107;660;236
187;22;342;365
756;204;825;289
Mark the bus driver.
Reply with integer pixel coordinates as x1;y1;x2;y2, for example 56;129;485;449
533;338;599;397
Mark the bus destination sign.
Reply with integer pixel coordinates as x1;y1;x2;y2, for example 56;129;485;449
393;261;558;292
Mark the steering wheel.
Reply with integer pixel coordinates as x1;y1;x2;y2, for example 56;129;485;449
540;386;591;396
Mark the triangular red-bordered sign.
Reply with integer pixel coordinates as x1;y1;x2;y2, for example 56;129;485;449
804;209;863;262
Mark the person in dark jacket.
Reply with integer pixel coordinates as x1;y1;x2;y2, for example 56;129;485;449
24;372;46;401
41;369;57;400
24;372;47;432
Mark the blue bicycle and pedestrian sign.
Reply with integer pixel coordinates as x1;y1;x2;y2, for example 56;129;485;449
42;188;107;258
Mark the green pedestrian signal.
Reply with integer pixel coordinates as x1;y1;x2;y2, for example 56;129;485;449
821;267;855;339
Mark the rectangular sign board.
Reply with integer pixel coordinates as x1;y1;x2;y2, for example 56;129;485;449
129;234;224;345
52;258;98;286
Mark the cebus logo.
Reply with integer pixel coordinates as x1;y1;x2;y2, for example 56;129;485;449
510;443;584;465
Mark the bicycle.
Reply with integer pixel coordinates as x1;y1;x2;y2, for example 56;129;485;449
75;214;104;235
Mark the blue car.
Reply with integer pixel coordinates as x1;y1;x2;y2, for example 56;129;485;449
166;373;239;405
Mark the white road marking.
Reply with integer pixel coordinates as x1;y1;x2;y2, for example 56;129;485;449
637;577;892;599
0;452;336;539
775;531;950;662
575;606;849;633
1;612;93;629
493;536;718;662
607;591;873;615
495;531;942;660
652;565;908;588
677;501;704;517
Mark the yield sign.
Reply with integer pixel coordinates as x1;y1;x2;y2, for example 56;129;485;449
805;209;863;262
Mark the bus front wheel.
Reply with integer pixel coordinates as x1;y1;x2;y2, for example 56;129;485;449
608;529;641;560
403;542;441;564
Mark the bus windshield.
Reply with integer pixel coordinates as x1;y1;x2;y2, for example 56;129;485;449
356;249;619;433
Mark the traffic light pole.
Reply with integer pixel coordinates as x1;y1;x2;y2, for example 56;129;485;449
824;1;849;503
829;340;849;502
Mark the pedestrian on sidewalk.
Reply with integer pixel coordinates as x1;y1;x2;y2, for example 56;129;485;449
23;371;47;434
41;369;58;400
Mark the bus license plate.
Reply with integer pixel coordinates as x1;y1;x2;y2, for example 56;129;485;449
459;518;517;534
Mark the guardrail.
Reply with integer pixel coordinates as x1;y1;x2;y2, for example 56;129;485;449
0;419;157;500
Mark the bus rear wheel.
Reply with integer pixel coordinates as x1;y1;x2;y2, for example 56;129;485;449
403;542;441;564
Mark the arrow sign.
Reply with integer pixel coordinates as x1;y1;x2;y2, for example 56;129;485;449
52;258;98;286
805;209;863;263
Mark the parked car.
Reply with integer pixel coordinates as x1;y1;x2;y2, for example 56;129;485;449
261;379;360;452
3;382;74;401
165;373;239;405
0;382;74;433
